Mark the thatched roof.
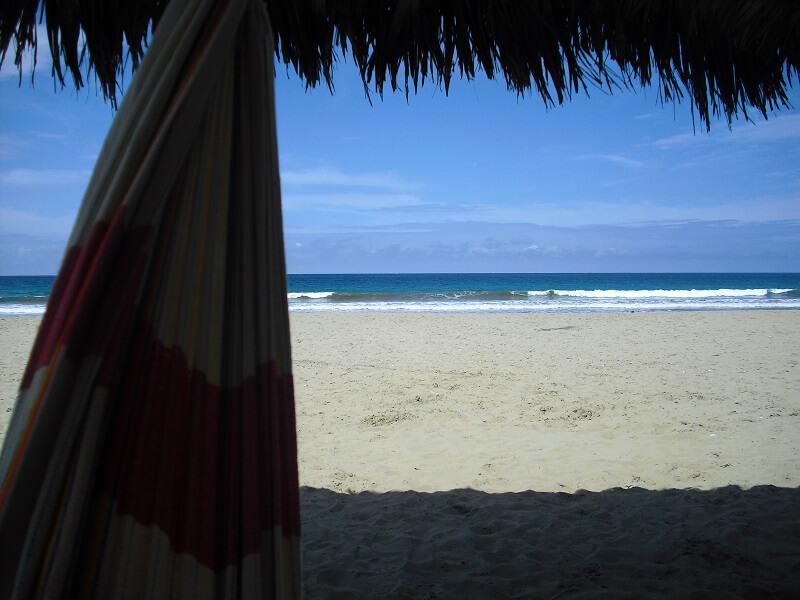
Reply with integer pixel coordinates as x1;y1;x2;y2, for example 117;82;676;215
2;0;799;129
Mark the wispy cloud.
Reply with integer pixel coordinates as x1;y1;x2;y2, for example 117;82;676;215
284;218;800;273
653;113;800;148
652;131;706;149
374;202;495;214
35;132;71;141
726;113;800;143
0;25;52;81
0;133;31;159
0;207;75;238
281;166;416;190
283;192;421;209
577;154;645;169
286;225;433;235
0;168;92;186
480;191;800;226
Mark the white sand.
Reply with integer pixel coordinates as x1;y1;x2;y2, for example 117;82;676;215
0;317;41;437
291;311;800;494
2;311;799;597
291;311;800;598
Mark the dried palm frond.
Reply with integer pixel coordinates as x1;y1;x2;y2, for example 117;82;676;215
2;0;799;127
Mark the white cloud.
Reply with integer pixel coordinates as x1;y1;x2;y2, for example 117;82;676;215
367;201;495;215
653;113;800;148
283;192;421;209
284;218;800;273
35;132;71;141
0;207;74;238
0;168;91;186
0;25;53;81
0;134;31;159
481;191;800;227
286;225;432;235
281;166;416;190
652;131;706;149
578;154;645;169
726;113;800;143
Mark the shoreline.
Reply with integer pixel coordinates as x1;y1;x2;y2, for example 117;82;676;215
4;306;800;317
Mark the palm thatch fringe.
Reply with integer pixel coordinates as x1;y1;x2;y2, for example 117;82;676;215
1;1;799;127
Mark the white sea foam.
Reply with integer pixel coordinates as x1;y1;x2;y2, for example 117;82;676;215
281;283;800;312
0;303;47;316
527;288;791;299
7;294;796;316
288;297;800;313
287;291;335;299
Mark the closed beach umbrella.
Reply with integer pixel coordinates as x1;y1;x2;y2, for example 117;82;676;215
0;0;299;596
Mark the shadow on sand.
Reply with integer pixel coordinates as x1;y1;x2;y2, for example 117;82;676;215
300;485;800;599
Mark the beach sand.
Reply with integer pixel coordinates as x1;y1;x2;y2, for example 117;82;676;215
0;317;41;438
2;311;799;597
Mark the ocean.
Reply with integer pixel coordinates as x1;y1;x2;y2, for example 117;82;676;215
4;273;799;316
0;276;56;316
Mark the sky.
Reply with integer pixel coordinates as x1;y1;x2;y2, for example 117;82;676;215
1;37;799;275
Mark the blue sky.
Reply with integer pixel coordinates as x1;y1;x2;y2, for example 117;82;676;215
1;41;799;274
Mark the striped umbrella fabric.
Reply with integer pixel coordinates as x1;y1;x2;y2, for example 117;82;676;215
0;0;300;597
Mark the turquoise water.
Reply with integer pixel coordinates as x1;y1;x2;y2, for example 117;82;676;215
3;273;800;315
0;276;55;316
287;273;800;312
